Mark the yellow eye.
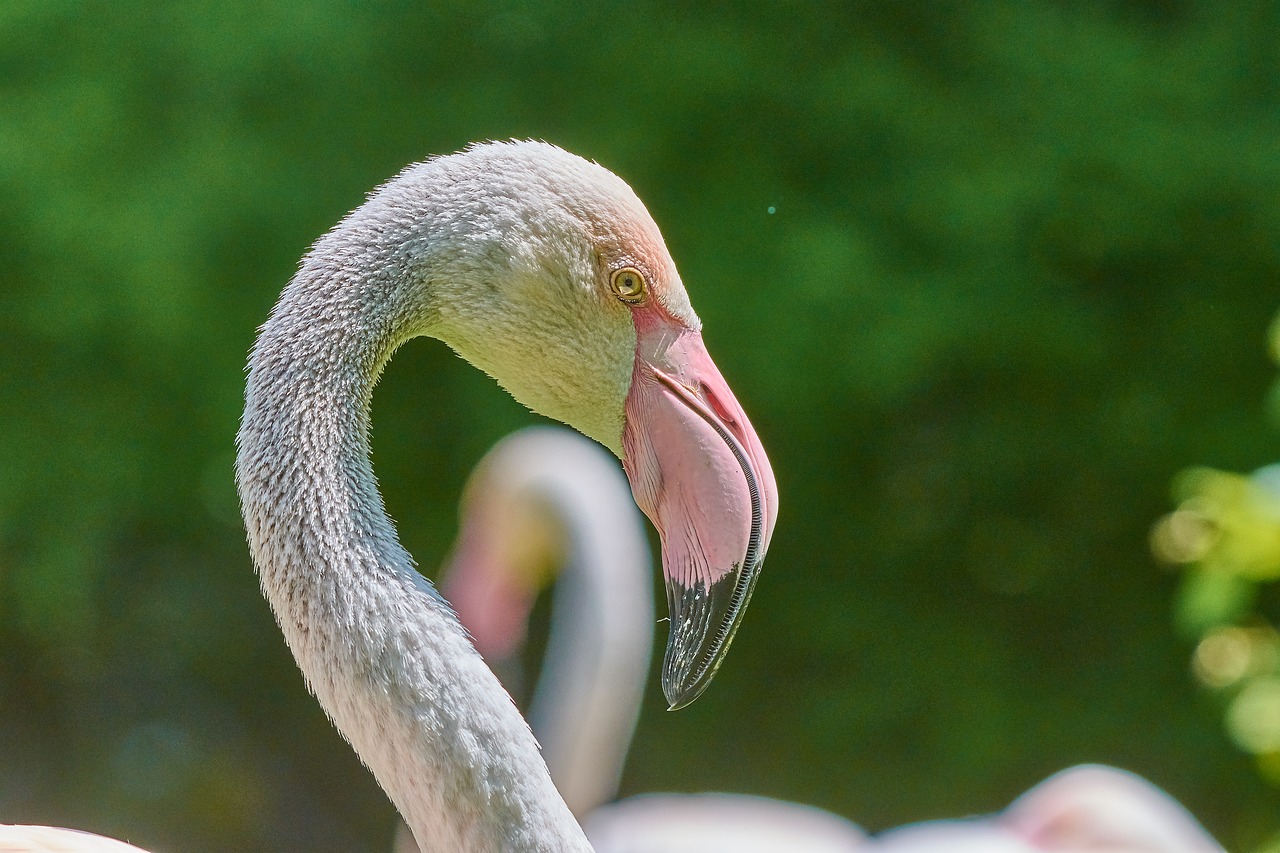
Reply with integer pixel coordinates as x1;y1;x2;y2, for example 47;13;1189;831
610;266;648;304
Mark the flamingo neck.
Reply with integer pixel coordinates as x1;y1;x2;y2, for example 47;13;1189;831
235;223;590;851
460;429;655;817
523;449;655;817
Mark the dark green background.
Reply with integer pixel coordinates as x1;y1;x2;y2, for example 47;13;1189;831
2;2;1277;850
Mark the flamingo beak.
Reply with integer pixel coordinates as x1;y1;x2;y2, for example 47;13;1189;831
622;313;778;709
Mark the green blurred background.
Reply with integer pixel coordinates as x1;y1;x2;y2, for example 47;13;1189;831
3;1;1278;850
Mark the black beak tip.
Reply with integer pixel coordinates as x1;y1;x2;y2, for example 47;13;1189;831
663;667;717;711
659;561;765;710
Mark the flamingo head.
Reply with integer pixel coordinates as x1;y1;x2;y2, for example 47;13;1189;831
396;141;778;708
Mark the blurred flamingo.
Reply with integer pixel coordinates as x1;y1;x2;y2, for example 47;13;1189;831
872;764;1224;852
1001;764;1224;852
0;826;154;852
440;426;656;820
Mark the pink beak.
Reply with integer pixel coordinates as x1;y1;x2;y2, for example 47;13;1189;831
623;309;778;709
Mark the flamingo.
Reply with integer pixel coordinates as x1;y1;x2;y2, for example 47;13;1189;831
393;424;864;853
438;425;656;820
585;795;869;853
1001;764;1225;852
872;764;1225;852
1;140;778;852
0;827;157;853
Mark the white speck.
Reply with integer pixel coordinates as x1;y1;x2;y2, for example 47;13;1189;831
766;206;777;215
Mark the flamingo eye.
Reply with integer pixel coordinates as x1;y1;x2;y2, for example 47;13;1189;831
609;266;648;304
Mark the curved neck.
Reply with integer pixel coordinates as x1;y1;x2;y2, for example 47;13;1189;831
483;431;655;817
527;466;650;819
235;220;590;851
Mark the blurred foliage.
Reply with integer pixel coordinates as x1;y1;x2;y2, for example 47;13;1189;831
1153;313;1280;848
2;1;1279;851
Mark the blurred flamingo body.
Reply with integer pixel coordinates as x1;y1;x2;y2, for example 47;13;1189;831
586;794;868;853
873;764;1224;852
1001;764;1224;852
3;141;778;852
0;826;153;852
